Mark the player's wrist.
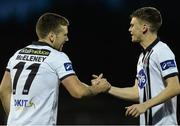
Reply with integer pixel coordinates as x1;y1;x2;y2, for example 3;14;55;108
88;86;99;96
106;84;111;93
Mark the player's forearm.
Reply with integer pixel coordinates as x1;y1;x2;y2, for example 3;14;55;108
80;83;101;97
108;86;139;102
80;82;110;97
144;76;180;109
70;82;95;98
0;93;10;115
144;85;180;110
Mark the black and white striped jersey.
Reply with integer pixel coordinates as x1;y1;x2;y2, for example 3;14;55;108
136;38;178;125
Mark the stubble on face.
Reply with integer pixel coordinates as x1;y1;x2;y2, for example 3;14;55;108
129;17;143;44
55;26;68;51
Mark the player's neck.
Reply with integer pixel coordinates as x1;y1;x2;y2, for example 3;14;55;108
140;34;157;49
38;39;54;47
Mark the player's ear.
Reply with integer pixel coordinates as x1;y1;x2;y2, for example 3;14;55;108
142;24;149;34
48;32;56;43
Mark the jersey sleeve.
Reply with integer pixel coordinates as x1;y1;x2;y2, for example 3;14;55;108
53;52;75;81
156;46;178;79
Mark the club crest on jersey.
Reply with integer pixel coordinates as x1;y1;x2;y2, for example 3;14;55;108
64;62;73;71
137;69;147;89
160;60;176;71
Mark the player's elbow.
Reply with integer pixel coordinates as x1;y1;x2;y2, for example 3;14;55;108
134;95;139;102
178;88;180;94
170;82;180;96
0;86;3;100
131;93;139;102
0;88;6;102
132;87;139;102
0;89;2;100
174;84;180;95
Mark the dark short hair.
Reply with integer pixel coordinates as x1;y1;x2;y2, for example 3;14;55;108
130;7;162;33
36;12;69;39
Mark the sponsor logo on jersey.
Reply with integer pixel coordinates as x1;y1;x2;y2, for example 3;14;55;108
160;59;176;71
137;69;147;89
64;62;73;71
19;48;50;56
14;98;35;111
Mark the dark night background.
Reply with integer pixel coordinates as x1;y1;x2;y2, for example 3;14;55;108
0;0;180;125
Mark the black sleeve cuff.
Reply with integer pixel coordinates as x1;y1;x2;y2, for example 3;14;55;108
6;68;10;72
60;73;76;81
163;72;179;80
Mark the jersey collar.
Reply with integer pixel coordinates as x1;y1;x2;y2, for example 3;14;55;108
143;37;160;53
32;41;55;49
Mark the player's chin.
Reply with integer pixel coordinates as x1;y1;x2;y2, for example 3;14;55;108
131;38;137;43
131;38;135;43
130;36;134;42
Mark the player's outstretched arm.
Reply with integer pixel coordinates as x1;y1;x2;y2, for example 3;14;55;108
92;74;139;102
61;74;111;99
125;75;180;118
0;71;12;115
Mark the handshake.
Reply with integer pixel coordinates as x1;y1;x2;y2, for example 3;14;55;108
87;73;111;96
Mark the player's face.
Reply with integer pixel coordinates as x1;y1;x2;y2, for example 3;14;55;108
54;25;69;51
129;17;143;43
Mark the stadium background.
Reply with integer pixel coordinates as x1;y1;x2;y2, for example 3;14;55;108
0;0;179;125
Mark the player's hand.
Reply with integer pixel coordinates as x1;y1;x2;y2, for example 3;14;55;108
91;73;103;86
91;73;111;93
96;78;111;93
125;103;148;118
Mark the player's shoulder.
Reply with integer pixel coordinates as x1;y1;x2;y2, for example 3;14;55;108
49;49;69;59
154;41;172;53
153;41;175;58
157;41;169;48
